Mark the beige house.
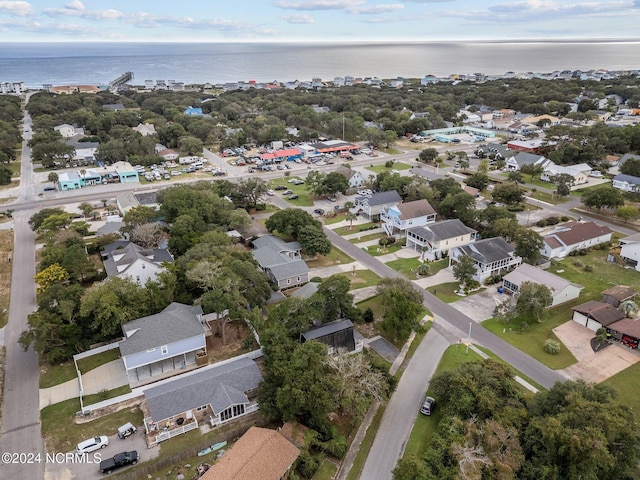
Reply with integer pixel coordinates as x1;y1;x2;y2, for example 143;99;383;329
502;263;583;307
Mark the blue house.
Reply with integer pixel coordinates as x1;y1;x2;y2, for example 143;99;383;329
119;303;207;384
184;106;203;116
55;161;139;191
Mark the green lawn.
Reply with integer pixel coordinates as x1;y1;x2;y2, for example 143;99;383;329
345;404;387;480
41;396;143;453
349;232;384;244
385;257;423;279
305;248;354;269
427;281;464;303
83;385;132;406
313;460;338;480
528;190;569;205
363;243;402;256
335;269;382;289
76;348;120;374
333;222;379;236
356;295;384;319
368;162;413;174
40;360;77;389
325;213;348;225
601;362;640;413
404;344;484;458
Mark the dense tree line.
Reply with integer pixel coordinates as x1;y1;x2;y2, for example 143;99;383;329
394;361;640;480
0;95;23;183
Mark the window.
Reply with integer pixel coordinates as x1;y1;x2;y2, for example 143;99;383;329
146;348;156;353
161;345;168;355
287;279;291;285
196;405;208;411
297;276;301;282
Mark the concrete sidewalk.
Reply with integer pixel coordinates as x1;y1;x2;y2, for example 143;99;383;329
39;359;129;409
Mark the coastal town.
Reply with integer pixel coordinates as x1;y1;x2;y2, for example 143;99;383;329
0;68;640;480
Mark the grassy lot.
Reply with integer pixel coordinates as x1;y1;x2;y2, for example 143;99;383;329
76;348;121;374
313;460;338;480
0;230;13;329
571;183;610;198
40;360;77;389
324;212;348;225
349;232;384;244
368;162;413;174
41;396;143;453
363;243;402;257
482;303;578;370
83;385;132;405
335;269;382;289
601;361;640;413
384;258;447;280
345;403;387;480
333;222;379;236
527;190;569;205
305;248;354;269
356;295;384;318
427;281;464;303
404;344;484;459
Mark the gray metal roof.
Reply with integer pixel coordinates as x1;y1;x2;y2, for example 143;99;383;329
454;237;515;264
502;263;576;294
144;357;262;422
119;302;204;356
619;153;640;166
511;152;544;165
303;319;353;341
613;174;640;185
290;282;319;299
408;219;475;242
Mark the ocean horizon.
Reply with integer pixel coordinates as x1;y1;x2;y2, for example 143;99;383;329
1;41;640;88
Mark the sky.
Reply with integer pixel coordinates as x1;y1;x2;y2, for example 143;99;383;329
0;0;639;43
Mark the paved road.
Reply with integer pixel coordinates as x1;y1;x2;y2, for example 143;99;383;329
0;103;43;479
360;328;450;480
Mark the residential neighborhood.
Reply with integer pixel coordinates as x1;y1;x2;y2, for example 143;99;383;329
1;69;640;480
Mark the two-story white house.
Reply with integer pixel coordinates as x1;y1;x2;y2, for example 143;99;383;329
102;241;173;285
611;233;640;272
350;190;402;220
120;302;207;383
380;199;437;237
54;123;84;138
450;237;522;283
406;219;477;261
336;166;366;188
541;221;613;259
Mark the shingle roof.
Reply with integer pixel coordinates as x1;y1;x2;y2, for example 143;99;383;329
572;300;625;326
613;174;640;185
545;221;612;247
618;153;640;166
602;286;637;302
407;219;476;242
511;152;545;166
454;237;516;265
144;357;262;422
252;235;308;282
119;302;204;356
290;282;319;299
607;318;640;339
200;427;299;480
395;199;436;220
503;263;578;294
103;242;173;277
355;190;402;206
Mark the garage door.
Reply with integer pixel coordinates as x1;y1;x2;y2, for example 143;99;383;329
586;318;602;332
572;312;588;327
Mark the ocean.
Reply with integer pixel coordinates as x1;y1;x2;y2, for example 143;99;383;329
1;41;640;88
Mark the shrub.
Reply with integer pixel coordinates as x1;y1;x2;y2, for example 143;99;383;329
578;249;587;256
573;260;582;267
385;160;394;168
325;435;348;459
560;215;570;222
543;339;561;354
584;265;593;272
507;204;525;212
363;307;375;323
297;452;321;478
310;276;323;283
520;321;529;332
379;236;396;247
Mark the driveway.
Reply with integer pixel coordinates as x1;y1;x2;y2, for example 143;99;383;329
449;285;506;322
44;429;159;480
554;321;640;383
368;337;400;363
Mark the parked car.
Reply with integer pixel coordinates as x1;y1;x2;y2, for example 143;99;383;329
274;185;287;190
289;194;299;200
282;190;293;195
266;189;275;196
43;186;56;192
99;450;138;474
420;396;435;416
589;170;603;178
77;436;109;454
327;196;337;202
313;208;325;215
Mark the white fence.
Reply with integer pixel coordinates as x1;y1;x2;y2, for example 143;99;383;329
149;420;199;447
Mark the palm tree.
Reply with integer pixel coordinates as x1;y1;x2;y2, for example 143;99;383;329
47;172;58;188
346;213;358;230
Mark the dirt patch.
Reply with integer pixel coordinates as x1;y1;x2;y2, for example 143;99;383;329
205;321;255;364
356;318;384;339
75;398;142;424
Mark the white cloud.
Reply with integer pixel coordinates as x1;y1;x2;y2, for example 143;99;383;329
275;0;365;11
0;1;35;17
281;13;316;23
355;4;404;13
65;0;84;11
43;6;124;21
